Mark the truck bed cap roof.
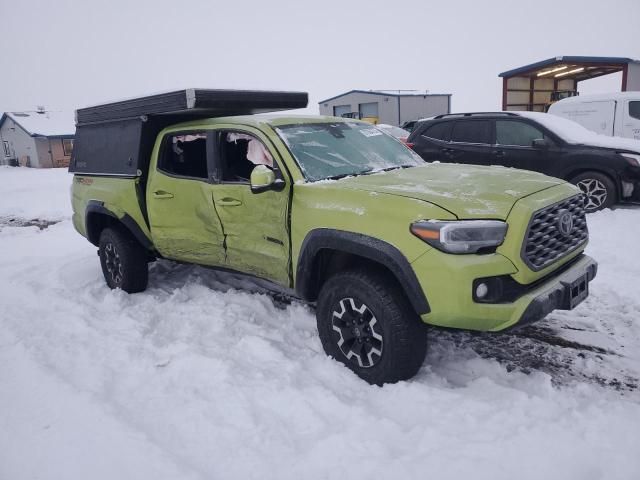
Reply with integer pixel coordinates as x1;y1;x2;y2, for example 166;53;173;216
76;89;309;125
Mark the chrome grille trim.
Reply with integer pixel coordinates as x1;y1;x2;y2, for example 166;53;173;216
521;195;588;271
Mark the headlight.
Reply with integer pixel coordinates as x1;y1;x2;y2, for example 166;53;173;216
620;153;640;167
410;220;508;254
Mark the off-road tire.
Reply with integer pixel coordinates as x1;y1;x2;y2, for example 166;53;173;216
570;171;616;212
98;226;149;293
316;268;428;385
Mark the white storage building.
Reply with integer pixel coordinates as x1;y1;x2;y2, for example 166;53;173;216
318;90;451;127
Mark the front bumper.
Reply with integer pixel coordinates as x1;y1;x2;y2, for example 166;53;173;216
511;255;597;329
414;252;597;332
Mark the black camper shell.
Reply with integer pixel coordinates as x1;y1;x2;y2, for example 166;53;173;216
69;89;308;176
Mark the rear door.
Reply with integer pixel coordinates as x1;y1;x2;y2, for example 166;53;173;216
146;130;226;266
446;119;493;165
623;100;640;140
209;126;291;286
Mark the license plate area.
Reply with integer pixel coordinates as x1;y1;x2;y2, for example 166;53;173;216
564;273;589;309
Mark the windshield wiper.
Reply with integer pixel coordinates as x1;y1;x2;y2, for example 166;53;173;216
323;169;373;181
322;164;414;181
374;165;416;173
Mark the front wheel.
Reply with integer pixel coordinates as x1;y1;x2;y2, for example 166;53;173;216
98;226;149;293
316;269;428;385
570;171;616;212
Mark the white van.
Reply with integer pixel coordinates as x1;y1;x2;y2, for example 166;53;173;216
548;92;640;141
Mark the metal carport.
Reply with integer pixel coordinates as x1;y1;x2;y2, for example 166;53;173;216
499;56;640;111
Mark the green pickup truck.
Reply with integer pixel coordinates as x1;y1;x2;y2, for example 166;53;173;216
70;89;597;384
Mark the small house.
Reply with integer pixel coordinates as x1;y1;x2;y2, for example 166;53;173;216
0;109;75;168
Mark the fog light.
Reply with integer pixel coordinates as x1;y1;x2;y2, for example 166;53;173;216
621;181;634;198
476;282;489;299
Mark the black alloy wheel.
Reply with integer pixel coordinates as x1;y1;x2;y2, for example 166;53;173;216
316;268;428;385
103;241;123;286
98;226;149;293
331;297;383;368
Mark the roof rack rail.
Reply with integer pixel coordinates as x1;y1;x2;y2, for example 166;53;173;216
432;112;518;119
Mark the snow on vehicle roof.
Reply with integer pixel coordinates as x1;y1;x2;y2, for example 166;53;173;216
551;92;640;104
376;124;409;137
4;111;75;137
517;111;640;152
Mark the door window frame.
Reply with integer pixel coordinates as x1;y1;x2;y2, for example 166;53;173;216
212;128;285;186
419;121;453;143
449;119;493;146
157;130;214;183
494;119;547;149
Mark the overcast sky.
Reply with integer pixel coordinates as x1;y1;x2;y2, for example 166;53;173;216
1;0;638;115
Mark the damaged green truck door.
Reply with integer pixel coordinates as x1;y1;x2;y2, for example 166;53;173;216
146;124;291;284
209;125;291;285
146;139;226;267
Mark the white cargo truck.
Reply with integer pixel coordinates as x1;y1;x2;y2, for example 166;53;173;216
548;92;640;141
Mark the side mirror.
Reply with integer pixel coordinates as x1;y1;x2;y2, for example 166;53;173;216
532;138;550;149
250;165;284;193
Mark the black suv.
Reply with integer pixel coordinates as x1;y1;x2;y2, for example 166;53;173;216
408;112;640;211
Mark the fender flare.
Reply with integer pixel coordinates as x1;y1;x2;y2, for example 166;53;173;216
296;229;430;315
85;200;154;250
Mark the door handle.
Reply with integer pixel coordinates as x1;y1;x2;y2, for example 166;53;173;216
217;197;242;206
153;190;174;199
492;150;506;157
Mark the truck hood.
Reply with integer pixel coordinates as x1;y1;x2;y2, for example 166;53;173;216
336;163;565;219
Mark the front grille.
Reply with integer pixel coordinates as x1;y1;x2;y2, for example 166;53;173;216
522;195;588;271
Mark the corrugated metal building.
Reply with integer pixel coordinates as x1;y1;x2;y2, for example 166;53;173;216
318;90;451;126
0;110;75;168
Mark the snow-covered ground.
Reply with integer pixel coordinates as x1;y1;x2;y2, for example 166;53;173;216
1;166;639;479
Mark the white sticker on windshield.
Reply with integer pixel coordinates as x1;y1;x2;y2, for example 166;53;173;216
360;128;383;137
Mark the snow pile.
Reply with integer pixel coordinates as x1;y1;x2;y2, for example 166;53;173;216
1;167;640;479
0;166;71;220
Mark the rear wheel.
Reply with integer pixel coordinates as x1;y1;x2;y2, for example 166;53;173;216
98;226;149;293
570;171;616;212
316;269;428;385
